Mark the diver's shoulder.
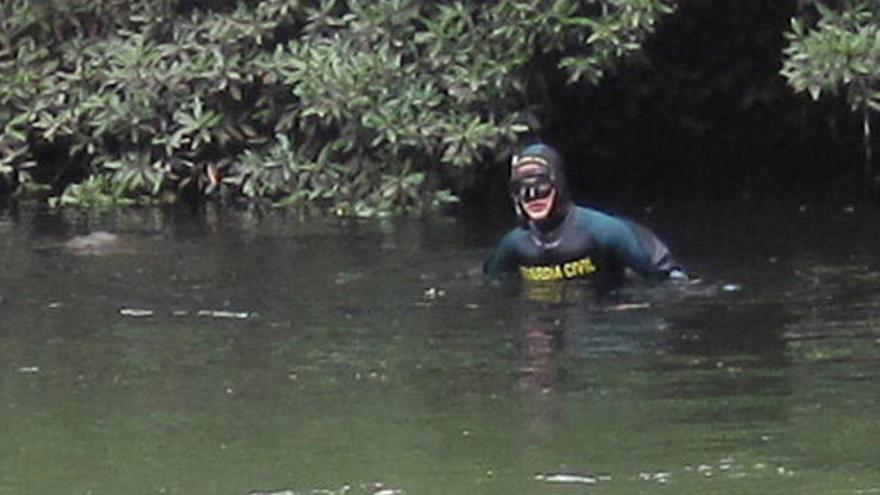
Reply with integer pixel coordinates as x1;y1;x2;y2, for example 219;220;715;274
572;205;634;243
573;205;622;226
499;226;530;244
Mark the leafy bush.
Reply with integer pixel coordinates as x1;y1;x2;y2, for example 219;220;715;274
781;0;880;181
0;0;675;214
782;1;880;112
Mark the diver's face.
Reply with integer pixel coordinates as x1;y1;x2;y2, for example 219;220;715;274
522;189;556;220
515;179;556;221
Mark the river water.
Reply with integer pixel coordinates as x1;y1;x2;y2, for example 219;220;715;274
0;201;878;495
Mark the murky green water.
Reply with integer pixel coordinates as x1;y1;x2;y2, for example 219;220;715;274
1;202;878;495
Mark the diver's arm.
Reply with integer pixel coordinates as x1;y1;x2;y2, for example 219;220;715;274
602;216;686;280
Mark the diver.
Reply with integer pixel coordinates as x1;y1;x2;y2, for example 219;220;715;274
484;143;687;287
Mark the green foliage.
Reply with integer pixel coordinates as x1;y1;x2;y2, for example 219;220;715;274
0;0;675;214
49;175;138;208
781;1;880;112
781;1;880;180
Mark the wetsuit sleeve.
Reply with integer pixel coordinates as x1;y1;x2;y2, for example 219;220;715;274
483;230;521;277
595;215;681;280
624;220;681;277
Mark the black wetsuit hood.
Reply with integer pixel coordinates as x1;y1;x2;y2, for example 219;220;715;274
510;143;573;245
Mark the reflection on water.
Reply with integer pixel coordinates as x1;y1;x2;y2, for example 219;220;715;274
0;202;878;495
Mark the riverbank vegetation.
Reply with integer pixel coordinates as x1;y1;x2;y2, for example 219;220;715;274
3;1;878;214
0;0;674;214
781;0;880;191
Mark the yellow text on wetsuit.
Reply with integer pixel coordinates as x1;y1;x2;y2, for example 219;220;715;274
519;257;597;281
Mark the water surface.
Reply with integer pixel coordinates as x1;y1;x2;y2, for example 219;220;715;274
0;201;878;495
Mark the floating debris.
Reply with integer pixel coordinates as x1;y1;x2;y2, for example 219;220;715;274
423;287;445;301
197;310;253;319
718;458;734;471
334;271;364;285
119;308;155;317
366;483;399;495
16;366;40;374
776;466;795;476
608;302;651;312
721;283;742;292
249;485;353;495
118;308;256;318
534;473;598;485
638;471;671;483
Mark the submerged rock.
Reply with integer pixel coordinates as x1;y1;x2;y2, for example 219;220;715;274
64;231;124;255
33;231;131;256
